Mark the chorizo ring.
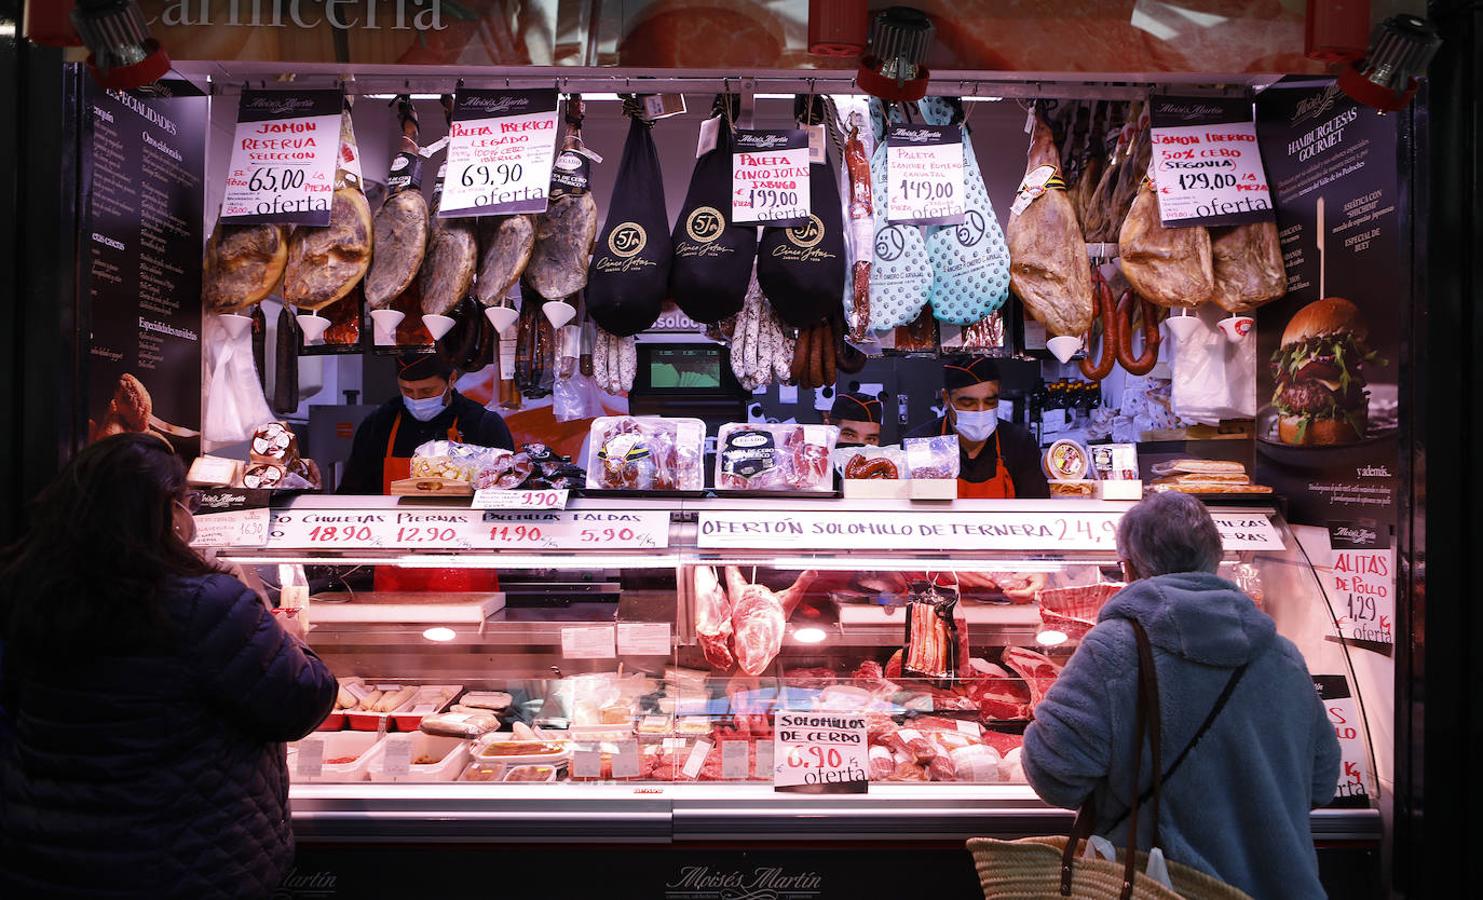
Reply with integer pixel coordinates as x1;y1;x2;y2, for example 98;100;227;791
1116;290;1161;376
1078;272;1118;381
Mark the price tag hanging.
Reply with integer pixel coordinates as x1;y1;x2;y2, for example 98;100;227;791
1147;94;1273;228
220;90;342;226
441;89;560;217
887;124;966;225
732;129;810;225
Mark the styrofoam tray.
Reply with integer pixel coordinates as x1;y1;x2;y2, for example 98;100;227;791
289;731;381;783
365;733;470;783
344;683;462;731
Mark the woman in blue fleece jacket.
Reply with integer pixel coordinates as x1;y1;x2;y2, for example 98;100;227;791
1023;493;1341;900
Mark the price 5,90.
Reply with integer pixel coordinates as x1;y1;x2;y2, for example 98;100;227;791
580;527;636;543
248;167;307;192
460;162;524;188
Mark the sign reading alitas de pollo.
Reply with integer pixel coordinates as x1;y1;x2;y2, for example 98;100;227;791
220;90;341;226
1149;95;1273;227
440;89;559;217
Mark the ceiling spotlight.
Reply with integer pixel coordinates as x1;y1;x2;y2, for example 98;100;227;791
856;6;935;103
70;0;171;91
1337;15;1441;112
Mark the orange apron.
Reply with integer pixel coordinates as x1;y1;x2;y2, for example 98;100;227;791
958;431;1017;499
375;410;500;593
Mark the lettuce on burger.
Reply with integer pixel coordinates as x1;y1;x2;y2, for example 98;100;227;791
1270;297;1383;445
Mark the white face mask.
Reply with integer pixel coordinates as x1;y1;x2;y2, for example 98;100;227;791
403;389;448;422
953;408;999;442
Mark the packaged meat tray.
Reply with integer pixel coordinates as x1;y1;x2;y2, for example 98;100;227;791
715;423;838;493
411;441;533;490
366;733;470;783
586;416;706;491
343;683;460;731
903;436;960;480
831;445;906;480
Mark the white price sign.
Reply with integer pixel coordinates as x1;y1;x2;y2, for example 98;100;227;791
698;509;1280;552
732;129;810;224
472;488;569;511
1315;675;1371;803
220;90;341;226
1326;523;1394;652
1148;95;1273;227
191;507;269;549
617;623;672;656
266;508;669;551
440;89;559;217
887;124;965;224
773;711;868;793
561;625;616;660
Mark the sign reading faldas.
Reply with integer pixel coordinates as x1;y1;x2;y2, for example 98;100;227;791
1149;95;1272;227
732;129;810;225
221;90;341;226
887;124;965;224
441;89;559;217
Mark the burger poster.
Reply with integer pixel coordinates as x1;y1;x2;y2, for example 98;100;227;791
1253;80;1403;527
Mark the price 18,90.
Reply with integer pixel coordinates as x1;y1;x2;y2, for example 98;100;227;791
306;525;374;544
1176;172;1238;191
459;162;524;188
248;167;308;192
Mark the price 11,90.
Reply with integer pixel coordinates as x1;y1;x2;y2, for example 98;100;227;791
786;745;844;769
1176;172;1238;191
459;162;524;188
248;167;307;192
489;524;543;543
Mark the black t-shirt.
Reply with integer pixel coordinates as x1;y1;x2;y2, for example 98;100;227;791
902;416;1049;498
337;390;515;494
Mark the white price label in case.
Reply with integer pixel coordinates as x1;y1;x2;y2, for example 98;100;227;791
617;623;671;656
1315;675;1371;803
887;124;965;224
441;89;559;217
733;129;810;224
381;734;413;776
571;746;601;779
561;626;616;660
472;489;569;511
220;90;341;226
612;741;640;779
1148;95;1273;227
722;741;750;780
295;738;325;778
681;740;713;780
191;507;269;549
266;508;669;552
773;711;868;793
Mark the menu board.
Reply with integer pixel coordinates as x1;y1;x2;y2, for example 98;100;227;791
1148;95;1273;227
81;81;208;458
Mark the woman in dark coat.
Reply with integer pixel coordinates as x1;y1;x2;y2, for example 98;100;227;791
0;433;338;898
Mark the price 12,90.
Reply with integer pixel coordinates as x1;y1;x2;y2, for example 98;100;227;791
395;526;457;544
458;162;524;188
247;167;307;192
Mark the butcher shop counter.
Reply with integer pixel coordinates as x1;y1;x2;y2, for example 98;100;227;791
205;495;1383;894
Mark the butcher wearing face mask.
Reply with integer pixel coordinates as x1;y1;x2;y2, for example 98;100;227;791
904;356;1050;499
338;352;514;495
823;391;884;447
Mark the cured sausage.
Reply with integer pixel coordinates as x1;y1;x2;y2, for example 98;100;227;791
1078;274;1118;381
1116;290;1162;376
272;305;300;415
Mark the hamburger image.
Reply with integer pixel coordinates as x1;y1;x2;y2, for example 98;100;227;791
1270;297;1381;445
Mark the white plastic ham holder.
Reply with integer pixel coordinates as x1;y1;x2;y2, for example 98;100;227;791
542;299;577;330
369;309;405;346
296;313;331;346
1046;335;1081;364
216;312;252;340
1217;314;1254;343
1165;309;1206;343
484;304;519;334
365;733;469;783
288;731;380;783
422;313;457;341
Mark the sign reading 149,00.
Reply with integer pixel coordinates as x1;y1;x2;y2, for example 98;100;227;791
265;508;669;551
440;89;560;217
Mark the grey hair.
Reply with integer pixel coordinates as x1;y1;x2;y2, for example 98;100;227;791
1116;493;1224;577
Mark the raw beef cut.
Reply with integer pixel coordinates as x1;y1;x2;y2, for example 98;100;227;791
1118;181;1214;308
724;568;818;676
1007;109;1094;337
1209;220;1286;313
694;565;735;671
1001;646;1064;713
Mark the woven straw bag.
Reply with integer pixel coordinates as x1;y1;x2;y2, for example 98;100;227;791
968;621;1252;900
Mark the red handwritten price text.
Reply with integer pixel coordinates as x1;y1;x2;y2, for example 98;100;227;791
394;527;456;544
307;525;373;544
787;746;844;769
581;527;637;543
489;524;544;543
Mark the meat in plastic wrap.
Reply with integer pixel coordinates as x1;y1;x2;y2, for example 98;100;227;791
586;416;706;491
715;423;838;492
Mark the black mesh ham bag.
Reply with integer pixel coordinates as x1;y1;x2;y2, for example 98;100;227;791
586;113;670;337
757;100;847;329
669;114;756;324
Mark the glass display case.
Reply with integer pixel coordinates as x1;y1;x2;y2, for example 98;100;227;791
209;496;1381;851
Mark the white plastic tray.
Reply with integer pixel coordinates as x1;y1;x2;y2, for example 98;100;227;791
365;733;470;783
289;731;381;783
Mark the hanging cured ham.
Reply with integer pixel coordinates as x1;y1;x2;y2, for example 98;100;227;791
365;96;429;310
1117;181;1214;308
420;95;478;317
1006;108;1094;337
526;96;599;302
474;215;536;306
202;223;288;313
1208;221;1286;313
283;105;372;311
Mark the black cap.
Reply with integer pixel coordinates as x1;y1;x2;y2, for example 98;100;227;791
942;355;1001;391
829;391;884;424
396;352;454;382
